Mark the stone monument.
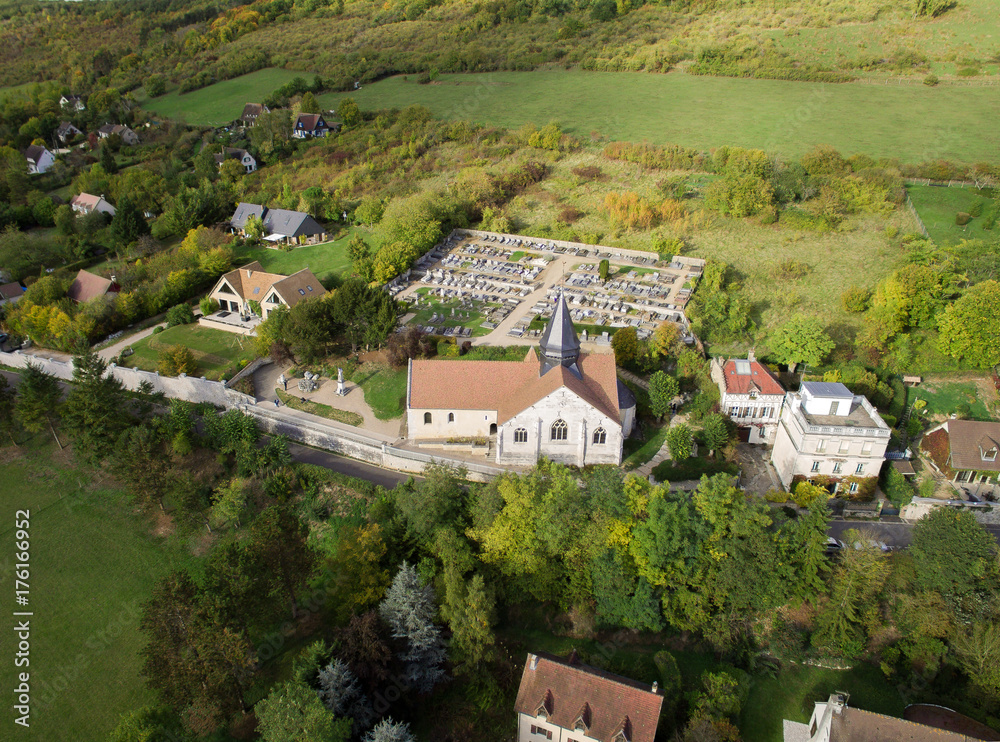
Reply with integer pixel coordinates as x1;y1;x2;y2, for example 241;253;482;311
337;367;346;396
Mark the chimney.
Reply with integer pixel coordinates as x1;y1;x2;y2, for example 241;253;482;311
110;274;117;284
246;270;253;278
529;654;538;671
748;347;756;362
652;681;659;693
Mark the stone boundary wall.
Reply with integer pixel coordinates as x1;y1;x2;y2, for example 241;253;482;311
227;356;271;389
4;351;255;408
5;351;507;481
455;229;661;263
245;406;506;482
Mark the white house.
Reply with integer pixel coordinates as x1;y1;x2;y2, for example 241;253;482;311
96;124;140;146
214;147;257;173
770;381;891;492
70;193;117;217
711;351;785;444
24;145;55;175
207;261;325;320
291;113;333;139
406;294;636;467
56;121;83;144
60;95;85;111
514;651;663;742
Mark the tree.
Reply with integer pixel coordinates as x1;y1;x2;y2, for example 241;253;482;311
937;280;1000;368
166;303;195;327
910;508;998;616
364;719;416;742
598;258;610;281
611;327;640;367
145;74;167;98
393;464;466;544
246;505;315;618
111;196;149;248
649;371;679;419
953;623;1000;705
200;297;219;316
665;424;693;461
108;706;182;742
100;144;118;174
338;611;393;694
0;374;18;446
650;321;680;360
701;413;731;453
15;362;63;448
299;91;321;114
449;573;497;674
255;681;350;742
378;562;447;693
317;659;375;729
767;316;834;370
337;97;361;128
110;425;170;508
158;345;197;376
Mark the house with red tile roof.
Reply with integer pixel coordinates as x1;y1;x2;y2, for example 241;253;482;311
921;419;1000;489
406;294;636;466
514;651;663;742
67;269;118;304
710;350;786;444
207;261;325;320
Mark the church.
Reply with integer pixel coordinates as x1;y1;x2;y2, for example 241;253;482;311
406;294;636;466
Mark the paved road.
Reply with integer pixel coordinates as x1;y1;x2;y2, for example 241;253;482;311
828;519;1000;548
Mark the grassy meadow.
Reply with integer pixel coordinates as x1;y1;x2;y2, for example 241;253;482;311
234;231;356;287
0;441;200;741
907;184;997;246
322;69;1000;163
140;68;306;126
123;324;256;380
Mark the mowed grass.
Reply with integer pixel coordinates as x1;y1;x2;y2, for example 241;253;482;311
907;184;997;246
350;363;407;420
322;69;1000;163
741;662;906;742
912;378;995;421
124;323;256;380
234;231;356;286
141;68;307;126
0;440;199;741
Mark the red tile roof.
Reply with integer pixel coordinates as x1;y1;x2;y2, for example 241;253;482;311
722;359;784;396
408;351;622;423
943;420;1000;473
514;652;663;742
830;707;993;742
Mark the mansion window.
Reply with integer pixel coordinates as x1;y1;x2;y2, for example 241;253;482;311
849;482;859;494
729;406;738;417
448;413;455;423
862;441;873;455
514;428;528;443
839;441;851;454
423;412;432;424
816;440;827;453
551;419;568;441
855;463;865;475
833;462;843;474
811;461;821;473
530;726;553;740
593;427;607;445
762;406;773;419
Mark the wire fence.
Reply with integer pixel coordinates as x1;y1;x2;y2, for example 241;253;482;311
905;195;930;239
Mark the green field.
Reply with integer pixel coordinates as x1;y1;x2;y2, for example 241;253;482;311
123;323;256;380
234;231;356;286
0;441;199;740
912;379;996;421
323;70;1000;163
141;68;307;126
350;363;407;420
907;184;997;246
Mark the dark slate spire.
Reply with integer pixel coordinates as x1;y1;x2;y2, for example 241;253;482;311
539;292;581;377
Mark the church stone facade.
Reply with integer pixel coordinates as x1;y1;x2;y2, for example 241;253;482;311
406;294;636;467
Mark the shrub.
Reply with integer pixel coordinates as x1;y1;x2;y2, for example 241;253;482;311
158;345;197;376
571;165;603;180
957;67;979;77
969;200;985;217
558;207;583;223
884;225;900;239
956;212;972;226
152;326;164;335
199;297;219;316
923;74;939;86
771;258;810;281
841;286;871;313
765;489;789;504
793;481;831;508
166;303;195;327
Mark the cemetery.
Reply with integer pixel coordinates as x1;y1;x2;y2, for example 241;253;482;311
388;229;706;343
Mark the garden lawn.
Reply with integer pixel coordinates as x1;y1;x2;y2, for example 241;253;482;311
140;68;307;126
276;389;363;427
0;439;200;741
622;423;669;470
907;184;998;246
349;364;407;420
323;70;1000;163
123;323;256;380
234;231;356;287
741;662;905;742
406;292;493;337
911;378;995;421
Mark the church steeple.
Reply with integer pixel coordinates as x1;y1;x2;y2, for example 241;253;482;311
538;292;581;377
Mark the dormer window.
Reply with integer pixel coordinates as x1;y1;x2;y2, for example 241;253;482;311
535;690;553;719
612;717;632;742
984;447;998;462
573;703;591;733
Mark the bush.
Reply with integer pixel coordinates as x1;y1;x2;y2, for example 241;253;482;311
970;199;985;217
166;303;195;327
956;212;972;226
652;456;738;482
957;67;979;77
199;297;219;316
923;74;939;86
158;345;197;376
765;489;789;504
152;326;164;335
841;286;871;313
